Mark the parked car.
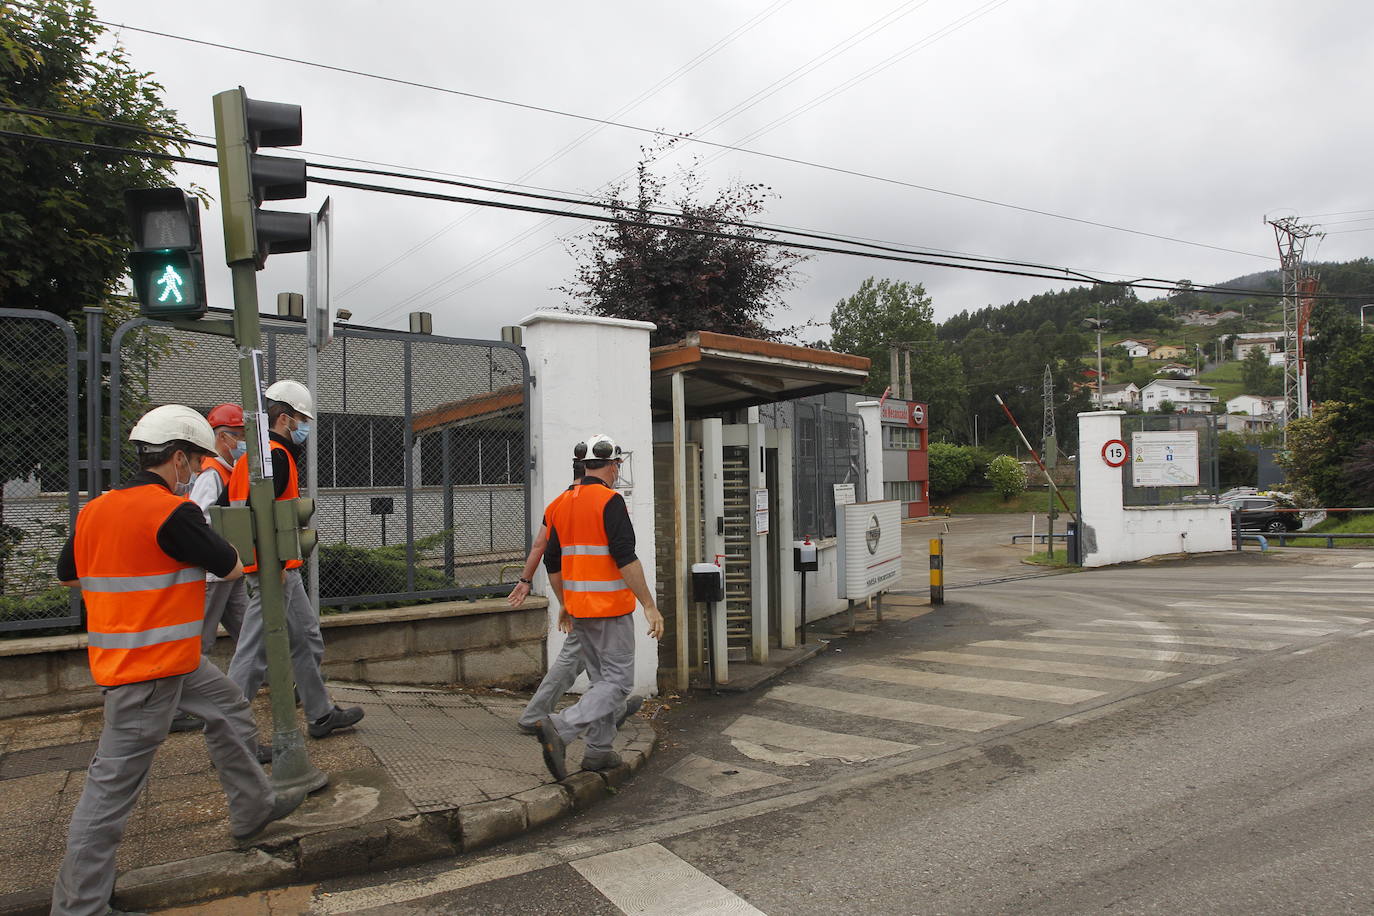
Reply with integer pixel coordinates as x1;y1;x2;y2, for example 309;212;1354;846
1221;496;1301;532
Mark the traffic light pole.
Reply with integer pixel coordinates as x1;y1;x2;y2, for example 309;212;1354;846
214;88;324;795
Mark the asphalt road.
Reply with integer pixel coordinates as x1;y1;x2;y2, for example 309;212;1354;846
181;547;1374;915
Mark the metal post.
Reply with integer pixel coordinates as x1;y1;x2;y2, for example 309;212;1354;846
82;307;103;498
671;371;690;691
929;536;944;605
798;571;807;645
303;293;320;613
442;428;454;580
402;340;415;592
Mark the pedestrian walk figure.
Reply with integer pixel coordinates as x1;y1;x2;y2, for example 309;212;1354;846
156;263;185;303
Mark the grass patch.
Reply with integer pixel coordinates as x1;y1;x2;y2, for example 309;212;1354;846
1023;550;1079;568
1195;360;1247;404
942;487;1078;515
1281;511;1374;548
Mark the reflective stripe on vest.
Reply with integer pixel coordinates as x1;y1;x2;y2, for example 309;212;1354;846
226;440;301;572
74;483;205;687
546;482;636;618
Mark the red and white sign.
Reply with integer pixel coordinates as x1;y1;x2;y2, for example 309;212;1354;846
1102;439;1129;467
880;400;928;428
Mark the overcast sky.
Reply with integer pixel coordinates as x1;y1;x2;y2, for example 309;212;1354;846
93;0;1374;340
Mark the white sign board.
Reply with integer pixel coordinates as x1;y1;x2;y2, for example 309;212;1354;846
754;488;769;536
1131;430;1200;487
833;483;856;509
836;500;903;600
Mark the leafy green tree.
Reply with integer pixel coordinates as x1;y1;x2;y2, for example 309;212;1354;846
927;443;975;497
562;148;805;347
1157;399;1176;414
985;454;1027;501
827;276;966;440
1240;347;1282;396
1277;401;1359;506
1;0;189;319
1217;431;1257;489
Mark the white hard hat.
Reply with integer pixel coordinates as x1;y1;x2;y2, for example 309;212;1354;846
573;434;624;462
264;379;314;420
129;404;216;454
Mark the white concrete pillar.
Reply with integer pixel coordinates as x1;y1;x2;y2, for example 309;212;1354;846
775;431;797;650
701;418;728;684
747;420;769;664
1077;410;1126;568
519;311;659;695
855;401;883;503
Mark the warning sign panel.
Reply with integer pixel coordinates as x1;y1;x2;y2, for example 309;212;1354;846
1130;430;1200;487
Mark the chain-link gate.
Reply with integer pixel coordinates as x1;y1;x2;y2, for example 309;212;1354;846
0;309;81;631
110;317;530;610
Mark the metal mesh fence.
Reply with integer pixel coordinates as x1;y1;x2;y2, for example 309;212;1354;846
111;317;529;609
0;310;80;630
1120;412;1220;506
762;394;866;539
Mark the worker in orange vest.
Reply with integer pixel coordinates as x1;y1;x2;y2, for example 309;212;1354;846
225;380;363;740
535;435;663;781
50;405;306;916
170;403;251;736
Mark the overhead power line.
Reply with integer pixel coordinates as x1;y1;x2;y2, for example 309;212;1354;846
8;124;1369;303
5;0;1271;262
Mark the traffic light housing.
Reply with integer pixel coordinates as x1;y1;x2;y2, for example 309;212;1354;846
212;87;312;269
124;188;207;319
274;496;317;563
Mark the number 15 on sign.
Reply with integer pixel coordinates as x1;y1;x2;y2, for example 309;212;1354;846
1102;439;1129;467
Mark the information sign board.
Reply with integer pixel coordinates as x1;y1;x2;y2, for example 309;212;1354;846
1131;430;1200;486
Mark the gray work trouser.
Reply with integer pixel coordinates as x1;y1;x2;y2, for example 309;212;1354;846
201;577;248;656
50;658;272;916
518;627;629;730
547;615;635;755
227;568;332;723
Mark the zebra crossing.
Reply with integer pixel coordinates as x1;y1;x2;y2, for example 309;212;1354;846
666;567;1374;801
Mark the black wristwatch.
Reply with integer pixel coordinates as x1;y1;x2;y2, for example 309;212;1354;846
518;577;533;585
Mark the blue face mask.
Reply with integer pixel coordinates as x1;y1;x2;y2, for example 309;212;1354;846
291;421;311;445
230;440;247;462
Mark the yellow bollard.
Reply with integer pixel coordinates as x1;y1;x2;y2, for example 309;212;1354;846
929;536;944;605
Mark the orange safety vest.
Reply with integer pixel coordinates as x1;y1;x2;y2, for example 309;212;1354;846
74;483;206;687
546;483;635;618
227;440;301;573
200;454;231;488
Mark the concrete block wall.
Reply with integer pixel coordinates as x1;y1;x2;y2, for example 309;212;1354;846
0;597;548;718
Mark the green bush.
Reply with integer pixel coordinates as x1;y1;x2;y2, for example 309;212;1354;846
986;454;1028;501
928;443;976;496
0;587;75;635
319;541;449;605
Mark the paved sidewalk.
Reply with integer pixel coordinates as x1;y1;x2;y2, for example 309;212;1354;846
0;684;656;916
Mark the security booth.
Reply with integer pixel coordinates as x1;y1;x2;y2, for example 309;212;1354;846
647;331;871;691
861;395;930;519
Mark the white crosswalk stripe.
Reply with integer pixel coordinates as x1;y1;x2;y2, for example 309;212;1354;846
973;638;1236;665
1162;604;1371;624
765;683;1019;732
1086;618;1336;637
1027;628;1285;651
724;714;917;763
573;843;766;915
901;650;1177;682
835;663;1105;705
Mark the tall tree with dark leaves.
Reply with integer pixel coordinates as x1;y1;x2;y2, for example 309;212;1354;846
1;0;189;318
561;149;806;347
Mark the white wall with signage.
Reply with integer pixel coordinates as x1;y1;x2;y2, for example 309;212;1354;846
836;500;903;600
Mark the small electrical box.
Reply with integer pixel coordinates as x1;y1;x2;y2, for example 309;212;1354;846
209;505;256;566
691;561;725;603
793;537;818;572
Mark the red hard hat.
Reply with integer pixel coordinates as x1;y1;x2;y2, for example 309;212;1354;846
205;403;244;429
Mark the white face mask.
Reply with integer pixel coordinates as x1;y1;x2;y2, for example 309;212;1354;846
173;452;195;497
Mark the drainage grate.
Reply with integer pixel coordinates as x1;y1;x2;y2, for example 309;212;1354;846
0;741;96;780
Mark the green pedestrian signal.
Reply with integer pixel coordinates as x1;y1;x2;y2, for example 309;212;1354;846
124;188;208;319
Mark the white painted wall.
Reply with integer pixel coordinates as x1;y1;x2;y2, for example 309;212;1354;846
1078;410;1232;567
520;311;659;695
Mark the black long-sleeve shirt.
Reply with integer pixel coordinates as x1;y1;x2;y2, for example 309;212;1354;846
543;478;636;574
57;471;240;581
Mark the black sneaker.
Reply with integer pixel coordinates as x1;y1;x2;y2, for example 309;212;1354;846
169;713;204;733
255;743;273;765
308;705;364;739
536;719;568;781
580;749;622;771
232;785;308;840
616;695;644;730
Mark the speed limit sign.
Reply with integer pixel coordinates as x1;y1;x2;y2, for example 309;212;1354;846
1102;439;1129;467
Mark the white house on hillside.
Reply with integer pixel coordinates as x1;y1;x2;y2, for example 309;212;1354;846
1226;394;1284;417
1096;382;1139;409
1140;378;1218;413
1112;339;1151;358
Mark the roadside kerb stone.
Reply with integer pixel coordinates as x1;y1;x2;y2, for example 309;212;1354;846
458;798;526;853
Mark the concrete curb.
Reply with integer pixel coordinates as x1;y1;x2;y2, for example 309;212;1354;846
0;730;657;916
